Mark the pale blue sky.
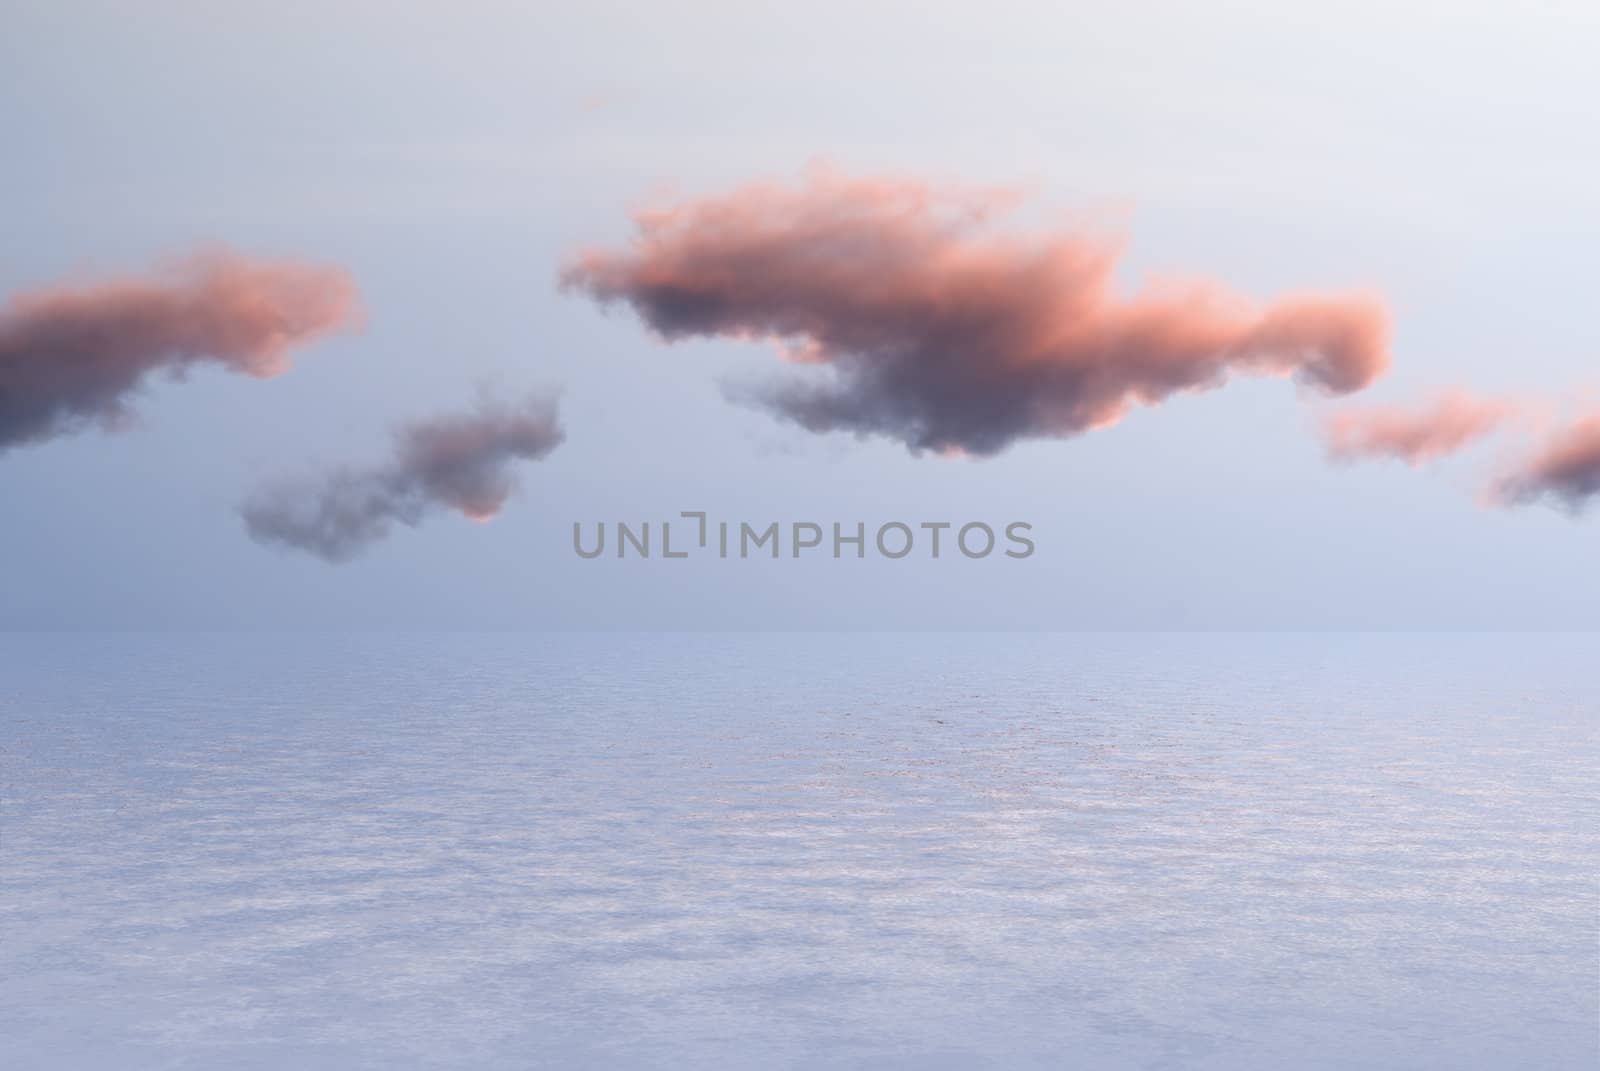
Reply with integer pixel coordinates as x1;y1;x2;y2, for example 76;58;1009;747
2;1;1596;628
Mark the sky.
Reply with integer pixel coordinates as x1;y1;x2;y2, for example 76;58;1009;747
1;0;1597;630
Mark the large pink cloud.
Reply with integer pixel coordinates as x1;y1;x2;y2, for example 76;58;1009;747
0;249;357;451
563;171;1391;455
1323;390;1518;465
1490;414;1600;514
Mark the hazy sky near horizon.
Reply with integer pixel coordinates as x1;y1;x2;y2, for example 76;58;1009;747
2;0;1597;629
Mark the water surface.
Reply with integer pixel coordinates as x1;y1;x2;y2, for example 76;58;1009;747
2;633;1595;1068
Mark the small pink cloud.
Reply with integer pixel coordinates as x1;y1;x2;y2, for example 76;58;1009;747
241;392;566;562
1489;412;1600;514
1322;389;1520;466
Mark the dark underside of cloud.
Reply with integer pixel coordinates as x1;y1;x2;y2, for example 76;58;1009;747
0;249;357;452
563;171;1391;456
241;393;566;562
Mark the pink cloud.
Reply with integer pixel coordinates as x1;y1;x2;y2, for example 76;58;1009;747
563;170;1391;455
0;248;358;452
1490;413;1600;514
241;392;566;562
1323;390;1519;465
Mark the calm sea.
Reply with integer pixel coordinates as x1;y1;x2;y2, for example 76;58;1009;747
2;633;1595;1069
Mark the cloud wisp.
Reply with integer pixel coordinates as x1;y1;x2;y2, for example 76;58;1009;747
0;249;357;452
563;171;1391;456
1489;414;1600;514
1322;390;1520;466
241;393;566;562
